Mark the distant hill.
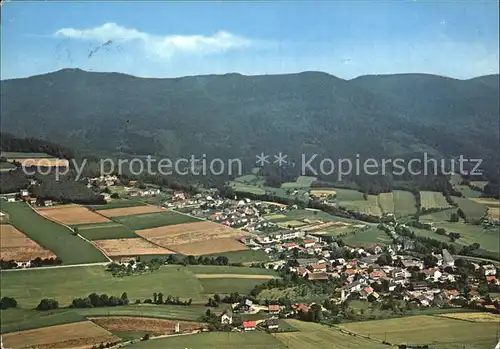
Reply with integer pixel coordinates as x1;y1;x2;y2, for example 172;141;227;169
1;69;498;180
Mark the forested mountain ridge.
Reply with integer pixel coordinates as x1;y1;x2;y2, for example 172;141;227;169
1;69;498;180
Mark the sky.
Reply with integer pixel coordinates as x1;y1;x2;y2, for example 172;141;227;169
1;1;499;80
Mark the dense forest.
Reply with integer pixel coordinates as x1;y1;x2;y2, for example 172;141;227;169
0;132;74;159
1;69;498;184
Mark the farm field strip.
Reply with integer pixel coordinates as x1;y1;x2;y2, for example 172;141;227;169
392;190;418;216
75;222;138;240
96;205;167;217
113;211;201;230
0;265;206;308
90;316;203;336
94;238;175;256
171;237;248;255
275;319;390;349
420;191;450;209
228;181;266;195
340;195;382;216
0;202;107;264
471;198;500;220
0;224;56;261
125;331;287;349
378;192;395;214
310;189;337;197
340;315;499;348
36;204;110;225
2;321;120;349
452;197;487;221
0;151;54;158
435;312;500;323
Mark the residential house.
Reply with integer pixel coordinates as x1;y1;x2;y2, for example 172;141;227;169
369;270;387;280
296;258;319;267
309;264;327;273
268;304;280;314
20;189;29;197
44;200;53;207
442;249;455;267
339;279;366;300
410;281;428;291
390;268;406;278
302;239;316;248
7;197;15;203
297;267;311;278
421;268;442;282
221;309;233;325
283;242;298;251
291;303;309;313
360;287;374;299
399;258;424;270
242;321;256;331
243;299;253;312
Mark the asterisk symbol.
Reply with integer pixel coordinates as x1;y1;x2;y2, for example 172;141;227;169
273;152;288;166
256;152;269;166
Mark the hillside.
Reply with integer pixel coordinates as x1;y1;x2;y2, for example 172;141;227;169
1;69;498;180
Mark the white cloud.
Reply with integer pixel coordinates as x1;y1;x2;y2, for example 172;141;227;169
54;22;252;59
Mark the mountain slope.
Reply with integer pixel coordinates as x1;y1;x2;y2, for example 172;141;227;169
1;69;498;177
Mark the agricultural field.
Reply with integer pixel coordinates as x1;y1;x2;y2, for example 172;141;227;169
96;205;166;218
333;188;365;201
340;315;498;349
199;277;274;294
11;157;69;167
452;197;487;221
136;221;246;255
378;192;395;214
228;181;266;195
454;185;483;198
233;174;266;186
419;191;450;210
172;238;248;255
342;227;392;247
126;332;287;349
392;190;417;216
263;213;287;220
281;176;317;189
275;319;389;349
75;222;137;240
278;219;307;227
340;194;383;216
2;321;119;349
0;202;107;264
90;316;203;336
471;198;500;221
1;308;87;333
36;204;110;225
0;265;205;308
87;199;147;210
94;238;175;257
113;211;201;230
187;265;278;276
0;224;56;261
435;312;500;323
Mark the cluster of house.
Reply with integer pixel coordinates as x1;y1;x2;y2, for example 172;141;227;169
0;188;53;206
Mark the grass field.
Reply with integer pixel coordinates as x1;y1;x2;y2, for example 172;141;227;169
228;181;266;195
75;222;138;240
263;213;288;220
333;188;364;201
0;202;107;264
342;227;392;247
378;192;395;214
452;197;487;221
199;278;273;294
340;195;383;216
435;312;500;323
0;265;205;308
278;220;307;227
114;211;201;230
1;309;87;333
275;320;390;349
392;190;417;216
202;249;269;263
471;198;500;221
281;176;317;189
340;315;498;349
454;185;483;198
0;162;15;172
470;181;489;190
187;266;277;276
420;191;450;210
126;332;287;349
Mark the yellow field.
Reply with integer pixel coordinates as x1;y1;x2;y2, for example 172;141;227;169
310;189;337;197
275;319;390;349
2;321;119;349
36;205;110;225
471;198;500;220
436;312;500;323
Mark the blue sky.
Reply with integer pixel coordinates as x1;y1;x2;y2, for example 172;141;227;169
1;1;499;79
